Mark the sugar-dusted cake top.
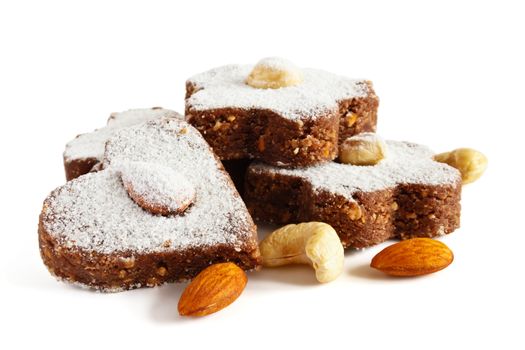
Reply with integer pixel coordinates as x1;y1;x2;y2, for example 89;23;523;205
64;108;181;162
106;107;180;128
250;140;461;199
63;127;113;162
43;118;255;254
186;63;371;120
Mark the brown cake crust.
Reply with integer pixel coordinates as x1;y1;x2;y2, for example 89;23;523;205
245;171;461;248
38;216;260;292
222;159;252;197
244;141;462;248
64;157;99;181
186;80;378;167
337;88;379;143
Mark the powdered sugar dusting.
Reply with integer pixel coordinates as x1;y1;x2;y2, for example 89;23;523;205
250;140;461;199
186;64;370;120
117;161;196;214
64;108;182;162
346;132;384;144
106;108;181;128
254;57;300;71
63;127;113;161
44;118;254;254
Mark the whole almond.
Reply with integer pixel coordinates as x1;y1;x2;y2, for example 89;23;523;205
178;262;247;317
370;238;453;276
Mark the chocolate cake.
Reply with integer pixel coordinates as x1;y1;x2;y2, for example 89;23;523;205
63;107;181;180
40;118;261;292
185;59;379;167
245;140;462;248
222;159;252;197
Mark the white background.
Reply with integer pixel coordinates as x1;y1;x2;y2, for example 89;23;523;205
1;1;524;349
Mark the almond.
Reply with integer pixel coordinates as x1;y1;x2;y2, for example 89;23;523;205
370;238;453;276
178;262;247;317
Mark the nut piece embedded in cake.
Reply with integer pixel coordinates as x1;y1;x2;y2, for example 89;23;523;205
339;132;386;165
259;222;344;283
118;161;196;216
245;57;303;89
434;148;487;184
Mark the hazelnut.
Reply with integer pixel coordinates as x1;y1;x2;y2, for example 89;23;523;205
146;277;158;286
346;203;362;220
339;133;386;166
257;137;266;152
157;266;168;277
246;57;303;89
119;257;135;269
345;112;357;127
434;148;487;184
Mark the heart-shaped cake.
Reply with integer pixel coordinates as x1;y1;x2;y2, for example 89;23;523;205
40;118;261;292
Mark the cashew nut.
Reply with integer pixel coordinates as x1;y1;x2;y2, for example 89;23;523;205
434;148;487;184
259;222;344;283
